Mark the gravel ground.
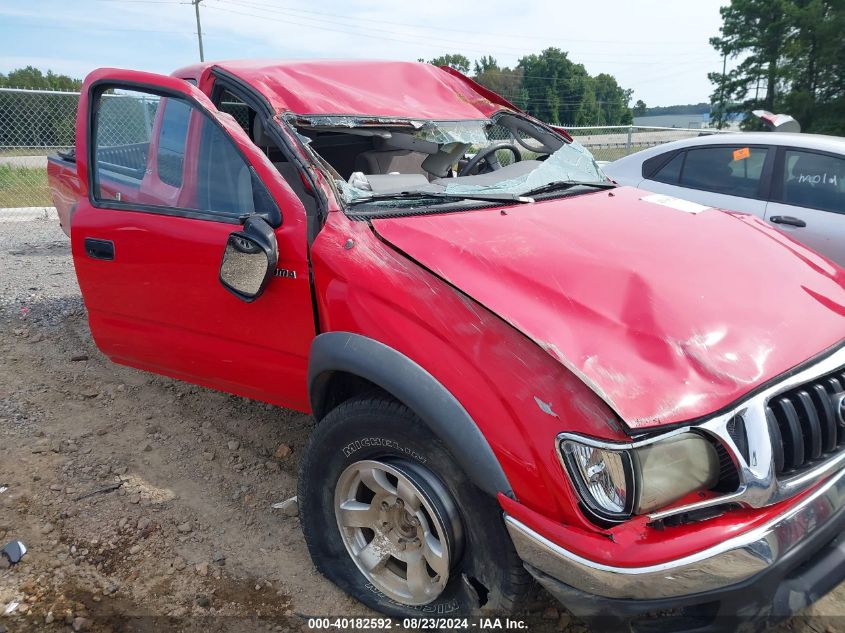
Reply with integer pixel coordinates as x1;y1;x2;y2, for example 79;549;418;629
0;216;844;633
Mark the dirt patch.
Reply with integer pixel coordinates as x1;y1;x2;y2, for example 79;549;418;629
0;305;357;632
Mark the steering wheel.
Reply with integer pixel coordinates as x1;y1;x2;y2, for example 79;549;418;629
458;143;522;177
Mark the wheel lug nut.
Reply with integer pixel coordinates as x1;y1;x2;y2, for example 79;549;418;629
380;501;390;511
395;498;404;508
410;517;420;527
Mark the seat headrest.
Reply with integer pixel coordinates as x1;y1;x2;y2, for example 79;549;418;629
252;116;275;147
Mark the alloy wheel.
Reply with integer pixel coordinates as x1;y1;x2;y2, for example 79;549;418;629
334;459;463;605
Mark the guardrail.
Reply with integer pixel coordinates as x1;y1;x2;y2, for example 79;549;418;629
563;125;733;162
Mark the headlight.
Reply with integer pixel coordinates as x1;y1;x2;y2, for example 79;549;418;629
560;433;719;521
632;433;719;514
560;441;634;520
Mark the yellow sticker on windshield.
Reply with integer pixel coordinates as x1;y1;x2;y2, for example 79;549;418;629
733;147;751;161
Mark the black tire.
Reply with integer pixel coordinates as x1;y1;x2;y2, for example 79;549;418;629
298;394;530;617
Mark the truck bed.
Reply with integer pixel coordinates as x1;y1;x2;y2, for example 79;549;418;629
47;151;80;237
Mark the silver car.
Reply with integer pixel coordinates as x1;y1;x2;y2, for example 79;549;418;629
603;133;845;266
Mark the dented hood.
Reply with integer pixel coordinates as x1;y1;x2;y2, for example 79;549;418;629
372;187;845;428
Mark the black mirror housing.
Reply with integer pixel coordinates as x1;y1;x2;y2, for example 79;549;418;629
219;215;278;302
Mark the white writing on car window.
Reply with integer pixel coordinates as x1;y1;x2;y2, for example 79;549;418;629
797;173;838;186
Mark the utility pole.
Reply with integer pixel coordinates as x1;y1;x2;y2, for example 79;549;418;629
193;0;205;62
717;52;727;130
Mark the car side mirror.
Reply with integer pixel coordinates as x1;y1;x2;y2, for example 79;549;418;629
219;215;278;302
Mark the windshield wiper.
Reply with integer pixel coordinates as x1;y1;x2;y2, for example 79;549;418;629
349;191;535;205
521;180;616;197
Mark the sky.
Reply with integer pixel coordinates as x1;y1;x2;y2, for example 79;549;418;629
1;0;730;107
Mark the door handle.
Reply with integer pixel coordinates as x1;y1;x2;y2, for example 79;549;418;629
770;215;807;228
84;238;115;261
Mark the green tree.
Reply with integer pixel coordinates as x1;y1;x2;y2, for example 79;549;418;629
0;66;81;90
780;0;845;132
514;86;530;111
471;56;525;106
709;0;844;134
474;55;499;75
427;54;471;74
518;48;590;125
545;83;561;125
593;73;633;125
575;79;600;126
0;67;83;149
515;48;633;126
642;103;710;116
709;0;791;128
422;50;633;126
632;99;648;117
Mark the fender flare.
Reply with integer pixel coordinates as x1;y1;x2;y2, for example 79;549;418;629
308;332;514;499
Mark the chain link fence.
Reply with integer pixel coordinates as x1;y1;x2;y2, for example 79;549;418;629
0;88;79;207
1;86;731;208
0;87;163;208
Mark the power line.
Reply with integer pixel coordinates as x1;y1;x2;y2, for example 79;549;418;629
205;3;529;56
10;0;718;102
202;2;718;102
90;0;184;3
0;21;190;34
217;0;710;48
210;0;713;64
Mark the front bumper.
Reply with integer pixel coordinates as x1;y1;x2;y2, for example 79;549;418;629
507;465;845;627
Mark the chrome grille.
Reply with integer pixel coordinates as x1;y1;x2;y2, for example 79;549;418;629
647;348;845;523
766;367;845;476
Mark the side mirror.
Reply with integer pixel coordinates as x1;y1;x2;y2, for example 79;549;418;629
219;215;278;302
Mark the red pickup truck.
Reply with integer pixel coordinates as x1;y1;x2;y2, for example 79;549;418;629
48;60;845;630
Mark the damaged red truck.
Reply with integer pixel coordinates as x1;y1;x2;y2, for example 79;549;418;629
48;60;845;630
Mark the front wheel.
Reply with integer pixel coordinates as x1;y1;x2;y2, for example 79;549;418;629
298;395;529;617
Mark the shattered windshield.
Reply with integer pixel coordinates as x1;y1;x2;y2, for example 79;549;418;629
440;140;603;196
291;114;609;209
413;120;490;146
